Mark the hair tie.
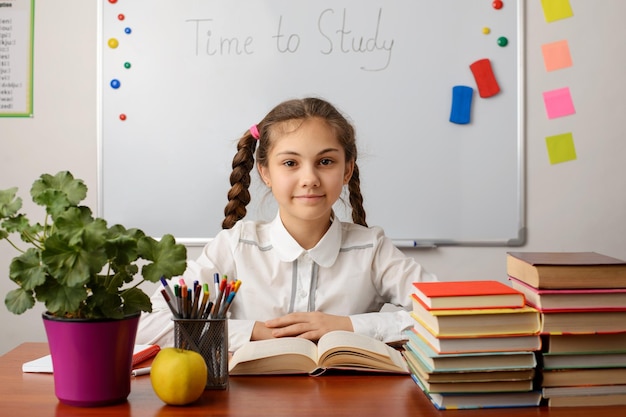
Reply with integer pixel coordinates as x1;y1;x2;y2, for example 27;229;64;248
249;124;260;140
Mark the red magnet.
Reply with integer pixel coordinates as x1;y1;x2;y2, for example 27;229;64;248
493;0;503;10
469;58;500;98
118;14;125;21
119;114;127;121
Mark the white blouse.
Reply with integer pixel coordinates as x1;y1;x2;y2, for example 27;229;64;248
136;214;436;351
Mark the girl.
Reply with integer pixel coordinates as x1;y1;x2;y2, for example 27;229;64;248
137;97;436;351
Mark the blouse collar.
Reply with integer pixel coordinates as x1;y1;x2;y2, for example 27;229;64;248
269;213;341;267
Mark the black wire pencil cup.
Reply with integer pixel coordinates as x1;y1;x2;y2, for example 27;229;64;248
161;275;240;390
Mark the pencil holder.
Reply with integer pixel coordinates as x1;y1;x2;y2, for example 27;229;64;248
173;318;228;390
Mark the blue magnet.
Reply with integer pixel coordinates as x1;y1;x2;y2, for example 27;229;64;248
449;85;474;125
110;79;121;89
125;27;132;35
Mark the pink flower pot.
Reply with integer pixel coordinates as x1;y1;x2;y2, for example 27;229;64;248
42;312;140;407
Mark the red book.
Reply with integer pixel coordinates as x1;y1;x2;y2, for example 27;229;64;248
412;280;525;310
131;344;160;367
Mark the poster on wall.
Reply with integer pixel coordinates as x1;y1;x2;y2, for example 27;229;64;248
0;0;34;117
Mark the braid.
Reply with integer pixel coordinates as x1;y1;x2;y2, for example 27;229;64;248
348;163;367;227
222;134;256;229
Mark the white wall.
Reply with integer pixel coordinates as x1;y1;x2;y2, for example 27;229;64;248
1;0;625;355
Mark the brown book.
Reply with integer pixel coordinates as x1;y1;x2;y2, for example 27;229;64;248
546;393;626;408
540;310;626;334
506;252;626;289
541;367;626;387
543;333;626;354
542;351;626;370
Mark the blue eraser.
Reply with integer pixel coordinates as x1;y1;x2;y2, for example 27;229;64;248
449;85;474;124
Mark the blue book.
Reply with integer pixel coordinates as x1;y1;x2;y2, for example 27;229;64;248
404;329;537;372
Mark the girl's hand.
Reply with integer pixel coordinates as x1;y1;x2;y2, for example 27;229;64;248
251;321;276;341
264;311;354;341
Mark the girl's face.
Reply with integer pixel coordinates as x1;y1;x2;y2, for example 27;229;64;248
258;117;354;231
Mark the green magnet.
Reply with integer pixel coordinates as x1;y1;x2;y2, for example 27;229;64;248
497;36;508;47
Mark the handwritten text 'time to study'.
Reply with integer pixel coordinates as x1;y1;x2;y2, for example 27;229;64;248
186;8;395;72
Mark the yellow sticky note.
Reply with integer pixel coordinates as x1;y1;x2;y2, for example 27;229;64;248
546;132;576;164
540;0;574;23
542;40;573;72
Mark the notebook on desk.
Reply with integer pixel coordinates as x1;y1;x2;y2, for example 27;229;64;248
21;344;159;373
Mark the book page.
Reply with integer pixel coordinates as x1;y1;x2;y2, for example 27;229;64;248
317;331;389;358
316;331;407;372
228;337;318;374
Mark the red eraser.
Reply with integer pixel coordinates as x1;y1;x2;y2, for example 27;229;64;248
469;58;500;98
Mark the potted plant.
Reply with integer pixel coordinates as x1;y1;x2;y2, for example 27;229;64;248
0;171;187;406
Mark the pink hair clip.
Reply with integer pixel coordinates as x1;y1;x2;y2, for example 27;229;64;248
249;124;260;140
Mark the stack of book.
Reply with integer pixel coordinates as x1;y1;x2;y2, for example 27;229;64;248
404;280;542;410
507;251;626;407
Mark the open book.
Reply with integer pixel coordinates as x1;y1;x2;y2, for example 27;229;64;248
228;330;409;375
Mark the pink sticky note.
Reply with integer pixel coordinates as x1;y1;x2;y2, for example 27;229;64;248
542;40;573;72
543;87;575;119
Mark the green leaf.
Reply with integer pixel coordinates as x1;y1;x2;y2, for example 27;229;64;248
138;234;187;282
121;287;152;315
0;187;22;218
35;278;88;316
31;172;87;216
2;214;38;235
42;234;107;287
4;288;35;315
9;248;47;290
32;190;73;219
89;285;124;319
53;206;107;248
105;225;142;266
31;171;87;205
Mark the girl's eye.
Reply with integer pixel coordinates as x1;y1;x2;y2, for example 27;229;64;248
319;158;333;166
283;160;296;167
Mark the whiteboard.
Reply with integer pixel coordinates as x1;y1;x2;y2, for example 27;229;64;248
98;0;525;246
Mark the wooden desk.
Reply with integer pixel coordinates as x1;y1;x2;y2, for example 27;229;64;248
1;343;625;417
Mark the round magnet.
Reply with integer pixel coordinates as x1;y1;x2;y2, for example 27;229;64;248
493;0;503;10
497;36;508;47
118;14;125;21
124;27;132;34
110;79;121;89
119;114;127;121
107;38;119;49
124;62;131;69
108;0;118;3
482;27;491;35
